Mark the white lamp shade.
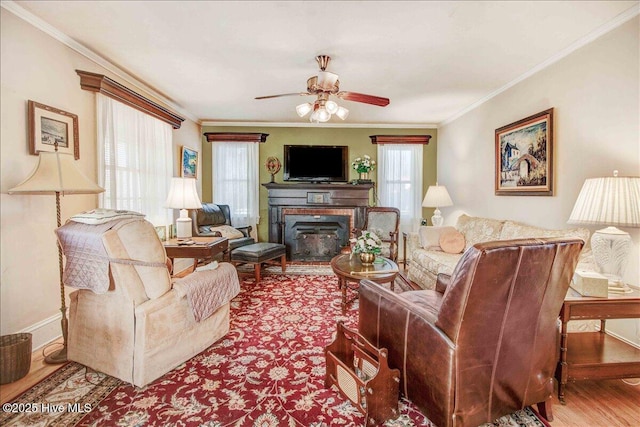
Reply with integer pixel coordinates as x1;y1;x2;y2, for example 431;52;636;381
316;108;331;122
325;100;339;114
422;185;453;208
296;102;313;117
164;177;203;209
568;174;640;227
8;151;104;195
317;71;339;90
335;106;349;120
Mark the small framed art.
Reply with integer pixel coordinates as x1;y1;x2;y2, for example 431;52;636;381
495;108;554;196
28;100;79;159
181;146;198;179
154;225;167;242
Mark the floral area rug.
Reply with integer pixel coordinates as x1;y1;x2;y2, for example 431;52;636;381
2;273;550;427
235;263;335;276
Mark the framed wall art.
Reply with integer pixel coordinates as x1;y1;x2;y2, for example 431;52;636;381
495;108;554;196
154;225;167;242
28;100;80;159
181;146;198;179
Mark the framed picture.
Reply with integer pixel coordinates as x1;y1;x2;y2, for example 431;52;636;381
28;100;79;159
154;225;167;242
495;108;554;196
181;146;198;179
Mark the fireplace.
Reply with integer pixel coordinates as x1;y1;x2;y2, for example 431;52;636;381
284;214;350;261
263;182;373;262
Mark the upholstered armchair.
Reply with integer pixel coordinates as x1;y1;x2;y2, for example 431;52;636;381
63;218;240;387
353;207;400;261
358;238;584;427
191;203;254;254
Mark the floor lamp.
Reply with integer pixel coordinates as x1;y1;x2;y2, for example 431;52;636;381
9;149;104;364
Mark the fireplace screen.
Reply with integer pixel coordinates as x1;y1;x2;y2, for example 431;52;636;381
284;214;350;261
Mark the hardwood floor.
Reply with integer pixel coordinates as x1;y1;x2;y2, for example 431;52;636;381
1;341;639;426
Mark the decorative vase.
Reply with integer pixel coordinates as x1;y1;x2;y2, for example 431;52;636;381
359;252;375;265
359;172;369;181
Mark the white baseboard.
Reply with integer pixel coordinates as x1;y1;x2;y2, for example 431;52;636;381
604;329;640;350
20;313;62;351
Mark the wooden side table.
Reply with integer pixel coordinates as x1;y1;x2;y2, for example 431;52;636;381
556;286;640;404
163;237;228;274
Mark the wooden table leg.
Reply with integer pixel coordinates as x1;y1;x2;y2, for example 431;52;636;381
280;255;287;273
557;317;569;404
254;263;261;283
340;278;347;313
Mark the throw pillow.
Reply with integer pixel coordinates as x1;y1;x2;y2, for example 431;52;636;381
70;208;145;225
209;225;244;240
418;226;456;250
439;229;465;254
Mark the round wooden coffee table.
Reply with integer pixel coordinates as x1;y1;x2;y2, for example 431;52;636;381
330;253;399;311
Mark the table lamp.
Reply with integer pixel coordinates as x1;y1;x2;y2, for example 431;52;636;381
9;150;104;364
568;171;640;286
165;177;202;239
422;184;453;227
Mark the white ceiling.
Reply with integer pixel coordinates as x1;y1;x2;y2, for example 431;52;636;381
10;1;640;126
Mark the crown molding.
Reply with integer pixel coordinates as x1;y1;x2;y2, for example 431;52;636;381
1;1;198;124
440;3;640;127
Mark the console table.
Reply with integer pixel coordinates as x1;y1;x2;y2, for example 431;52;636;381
555;286;640;404
263;182;373;261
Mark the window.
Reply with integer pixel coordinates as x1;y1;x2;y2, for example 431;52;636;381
212;141;260;228
97;94;173;226
377;144;423;234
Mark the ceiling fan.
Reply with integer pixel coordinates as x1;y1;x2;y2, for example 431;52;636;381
255;55;390;122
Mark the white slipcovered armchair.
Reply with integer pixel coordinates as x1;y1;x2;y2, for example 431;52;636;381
60;217;239;387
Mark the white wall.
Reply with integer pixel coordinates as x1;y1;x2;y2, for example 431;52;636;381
0;9;202;349
438;17;639;343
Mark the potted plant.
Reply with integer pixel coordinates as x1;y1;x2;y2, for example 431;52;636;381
350;230;382;265
352;155;376;182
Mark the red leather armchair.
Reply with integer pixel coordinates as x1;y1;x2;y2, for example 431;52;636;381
359;238;584;427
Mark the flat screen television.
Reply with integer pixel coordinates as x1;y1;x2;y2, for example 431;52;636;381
283;145;348;182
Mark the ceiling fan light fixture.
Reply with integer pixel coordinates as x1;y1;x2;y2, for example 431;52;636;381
256;55;389;123
316;107;331;122
336;106;349;120
317;71;339;91
309;106;331;123
296;102;313;117
325;100;338;114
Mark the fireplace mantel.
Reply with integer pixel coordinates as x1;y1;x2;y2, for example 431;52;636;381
262;182;373;261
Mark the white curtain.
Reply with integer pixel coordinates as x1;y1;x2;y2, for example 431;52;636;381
97;93;173;227
377;144;423;234
212;141;260;228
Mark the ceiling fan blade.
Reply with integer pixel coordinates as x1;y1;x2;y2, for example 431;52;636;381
255;92;311;100
336;91;390;107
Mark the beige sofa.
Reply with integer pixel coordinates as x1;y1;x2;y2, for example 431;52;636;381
405;214;593;290
65;218;239;387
